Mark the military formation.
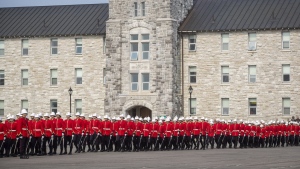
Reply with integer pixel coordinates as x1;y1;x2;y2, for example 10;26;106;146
0;109;299;159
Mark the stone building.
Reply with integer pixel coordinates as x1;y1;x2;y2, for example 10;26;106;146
0;0;299;120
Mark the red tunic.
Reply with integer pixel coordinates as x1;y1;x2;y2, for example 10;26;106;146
142;122;150;137
199;121;208;135
17;117;29;137
150;122;159;138
102;120;112;136
73;118;84;134
64;119;73;136
134;122;142;137
172;122;180;137
111;121;119;136
53;118;64;136
126;121;134;136
6;121;18;139
213;122;223;135
30;120;44;137
231;123;240;137
118;120;127;136
164;122;173;137
0;122;7;140
192;122;200;135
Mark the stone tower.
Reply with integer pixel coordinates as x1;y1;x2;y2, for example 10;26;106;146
105;0;193;118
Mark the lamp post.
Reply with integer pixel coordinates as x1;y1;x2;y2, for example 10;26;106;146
68;87;73;116
188;85;193;116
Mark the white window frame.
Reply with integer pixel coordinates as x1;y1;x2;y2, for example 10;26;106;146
50;69;58;86
221;66;229;83
21;69;28;86
21;100;28;113
249;98;257;115
188;35;196;51
51;38;58;55
0;40;4;56
50;99;57;114
75;38;83;55
282;64;290;82
130;33;150;61
131;73;139;91
248;65;256;83
221;33;229;51
190;98;196;115
134;2;138;17
142;73;149;91
248;33;257;51
282;98;290;115
22;39;29;56
141;2;146;16
282;32;290;49
75;68;83;85
75;99;82;114
189;66;196;83
0;100;4;116
221;98;229;115
0;70;4;86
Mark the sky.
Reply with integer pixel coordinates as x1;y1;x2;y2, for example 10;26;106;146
0;0;109;8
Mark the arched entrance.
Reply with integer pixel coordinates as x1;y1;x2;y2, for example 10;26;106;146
127;106;152;118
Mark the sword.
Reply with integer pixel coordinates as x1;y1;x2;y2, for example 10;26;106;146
25;135;32;155
147;135;151;149
139;134;143;149
0;136;6;150
108;134;112;150
154;135;159;149
160;134;165;149
176;131;180;146
181;134;186;149
168;135;173;149
92;133;100;147
121;133;127;149
59;134;64;146
13;137;20;154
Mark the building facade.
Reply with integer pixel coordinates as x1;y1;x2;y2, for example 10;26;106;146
0;0;299;120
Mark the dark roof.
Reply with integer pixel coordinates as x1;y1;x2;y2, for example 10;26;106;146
180;0;300;32
0;4;108;38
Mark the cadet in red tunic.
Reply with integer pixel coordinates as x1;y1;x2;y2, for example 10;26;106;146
191;117;200;150
199;117;208;150
207;121;215;149
64;112;73;154
133;117;142;151
6;116;18;157
141;118;150;151
0;117;7;158
30;114;44;156
110;117;119;151
125;116;134;151
17;109;30;159
73;112;84;153
118;114;127;152
231;119;240;149
43;113;54;155
101;115;111;151
171;117;180;150
149;118;159;150
53;112;65;155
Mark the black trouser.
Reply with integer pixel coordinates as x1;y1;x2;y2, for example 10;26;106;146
82;135;89;152
7;138;17;156
101;135;109;151
31;137;42;154
160;136;169;150
19;137;29;156
215;134;221;148
259;137;265;148
90;133;100;151
200;135;206;149
288;135;295;146
208;136;214;149
132;136;140;150
53;136;63;153
182;136;191;149
141;136;150;150
0;140;4;156
222;135;228;148
295;135;299;146
119;135;125;151
42;136;53;154
74;134;82;152
64;135;73;153
232;136;238;148
239;135;245;148
125;135;132;151
109;135;116;151
171;136;179;150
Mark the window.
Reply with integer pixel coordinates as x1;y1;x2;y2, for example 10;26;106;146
130;33;150;60
134;2;138;17
141;2;145;16
22;39;29;55
221;98;229;115
248;33;256;51
190;98;196;115
75;68;82;84
249;98;257;115
75;99;82;114
188;35;196;51
21;69;28;86
221;66;229;83
103;37;106;54
189;66;196;83
51;38;58;55
0;100;4;116
131;73;138;91
282;98;290;115
21;100;28;113
50;100;57;114
75;38;82;54
50;69;58;86
0;40;4;56
0;70;4;85
282;64;290;82
221;33;229;50
142;73;149;90
282;32;290;49
103;68;106;84
249;65;256;83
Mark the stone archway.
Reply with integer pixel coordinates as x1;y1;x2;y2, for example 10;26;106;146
122;100;153;118
127;106;152;118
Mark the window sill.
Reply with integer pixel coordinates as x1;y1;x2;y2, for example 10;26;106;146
281;50;291;52
50;86;58;88
188;50;196;53
222;114;229;116
221;83;230;86
221;51;229;53
75;54;83;56
247;51;257;53
282;82;291;85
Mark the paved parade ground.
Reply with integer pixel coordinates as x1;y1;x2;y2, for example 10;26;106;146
1;147;300;169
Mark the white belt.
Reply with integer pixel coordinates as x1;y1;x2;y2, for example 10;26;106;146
0;132;4;134
55;128;62;130
22;128;28;130
33;129;41;131
103;128;110;130
66;128;72;130
119;128;125;130
92;127;99;129
75;127;81;129
9;130;17;132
